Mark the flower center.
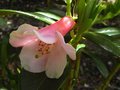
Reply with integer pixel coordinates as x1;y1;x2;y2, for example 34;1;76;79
35;41;54;59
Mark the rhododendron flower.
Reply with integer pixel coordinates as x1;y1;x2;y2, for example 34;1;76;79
9;16;76;78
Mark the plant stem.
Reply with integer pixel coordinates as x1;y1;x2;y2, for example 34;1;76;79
66;0;72;16
65;49;81;90
74;52;80;81
97;63;120;90
47;0;51;7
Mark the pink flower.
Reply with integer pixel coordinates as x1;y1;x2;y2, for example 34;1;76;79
9;16;76;78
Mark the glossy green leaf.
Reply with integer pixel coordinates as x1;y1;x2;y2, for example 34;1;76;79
78;18;93;34
76;44;86;52
64;0;72;4
76;0;85;24
83;50;109;78
34;12;61;20
84;0;98;20
0;9;55;24
83;32;120;57
93;27;120;36
76;0;103;34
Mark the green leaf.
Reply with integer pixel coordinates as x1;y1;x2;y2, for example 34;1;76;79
76;0;85;24
113;40;120;48
64;0;72;4
83;32;120;57
34;12;61;20
76;44;86;52
84;0;98;20
0;9;55;24
97;0;120;22
93;27;120;36
76;0;103;34
83;50;109;78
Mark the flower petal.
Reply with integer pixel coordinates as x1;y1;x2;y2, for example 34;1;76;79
33;16;75;44
9;24;38;47
56;31;76;60
19;40;47;73
63;44;76;60
33;30;56;44
45;43;67;78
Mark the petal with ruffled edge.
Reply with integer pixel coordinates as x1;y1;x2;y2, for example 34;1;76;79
9;24;38;47
19;40;48;73
45;42;67;78
33;29;56;44
56;32;76;60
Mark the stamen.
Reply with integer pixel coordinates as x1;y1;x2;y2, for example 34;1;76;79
36;41;54;56
35;54;39;58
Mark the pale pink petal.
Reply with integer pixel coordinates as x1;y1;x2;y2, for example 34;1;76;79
56;32;76;60
33;30;56;44
63;44;76;60
9;24;38;47
45;43;67;78
19;40;47;73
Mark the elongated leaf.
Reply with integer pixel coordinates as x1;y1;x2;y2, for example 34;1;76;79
0;9;55;24
34;12;61;20
113;40;120;48
83;32;120;57
83;50;109;78
76;0;103;34
93;27;120;36
84;0;98;20
76;0;85;24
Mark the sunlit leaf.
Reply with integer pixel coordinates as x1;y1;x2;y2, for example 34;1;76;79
93;27;120;36
76;44;86;52
64;0;72;4
34;12;61;20
0;9;55;24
